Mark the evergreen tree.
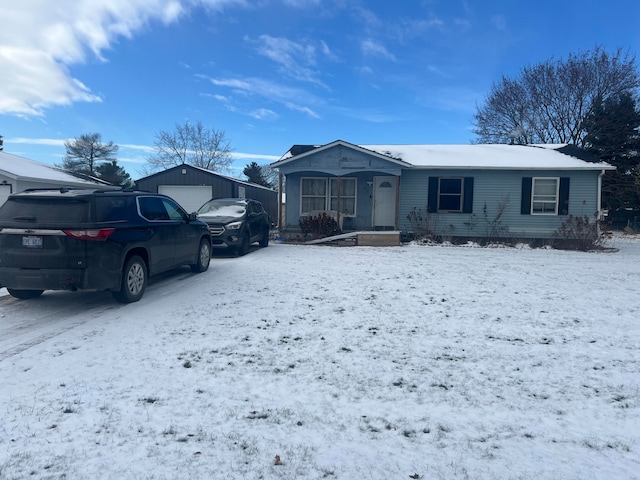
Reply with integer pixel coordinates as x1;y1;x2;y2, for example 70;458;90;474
95;160;134;188
61;133;118;176
583;93;640;215
243;161;275;188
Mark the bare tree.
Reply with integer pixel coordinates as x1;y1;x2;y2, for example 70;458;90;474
61;133;118;176
473;47;640;147
146;121;233;173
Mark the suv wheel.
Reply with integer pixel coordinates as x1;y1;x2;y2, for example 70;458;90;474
113;255;147;304
191;239;211;272
237;233;250;256
259;227;269;248
7;288;44;300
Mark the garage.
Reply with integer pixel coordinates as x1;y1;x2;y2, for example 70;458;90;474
135;164;278;222
158;185;212;213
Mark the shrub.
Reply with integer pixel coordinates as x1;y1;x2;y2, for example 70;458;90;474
299;213;341;239
407;207;441;242
552;214;605;251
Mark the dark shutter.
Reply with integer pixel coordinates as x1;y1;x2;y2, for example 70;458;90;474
427;177;438;213
521;177;532;215
462;177;474;213
558;177;570;215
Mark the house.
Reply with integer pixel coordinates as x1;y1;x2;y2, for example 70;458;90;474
135;164;278;221
270;140;615;240
0;151;113;206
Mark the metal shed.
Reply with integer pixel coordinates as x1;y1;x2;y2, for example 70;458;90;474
135;164;278;221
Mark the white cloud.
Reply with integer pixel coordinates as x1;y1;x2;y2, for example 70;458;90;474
0;0;244;117
249;108;279;121
361;39;396;61
5;137;66;147
251;34;331;87
206;75;322;119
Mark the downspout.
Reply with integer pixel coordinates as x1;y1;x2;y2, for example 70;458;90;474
278;173;283;228
597;169;605;235
336;177;341;230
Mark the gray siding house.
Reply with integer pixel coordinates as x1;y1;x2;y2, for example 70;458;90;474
271;140;614;240
135;164;278;222
0;151;112;206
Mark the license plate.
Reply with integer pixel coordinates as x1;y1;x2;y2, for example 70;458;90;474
22;236;43;248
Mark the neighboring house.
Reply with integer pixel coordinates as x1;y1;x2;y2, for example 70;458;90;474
270;140;615;240
0;151;113;206
135;164;278;221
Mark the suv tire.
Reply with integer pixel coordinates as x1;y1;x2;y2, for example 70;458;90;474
113;255;147;304
7;288;44;300
191;239;211;273
259;227;269;248
237;233;250;256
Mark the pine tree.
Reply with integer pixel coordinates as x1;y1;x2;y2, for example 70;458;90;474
243;161;275;188
583;93;640;216
61;133;118;176
95;160;134;188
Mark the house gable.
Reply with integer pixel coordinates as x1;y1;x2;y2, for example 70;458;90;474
274;140;410;176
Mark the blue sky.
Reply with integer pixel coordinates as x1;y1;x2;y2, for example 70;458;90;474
1;0;638;180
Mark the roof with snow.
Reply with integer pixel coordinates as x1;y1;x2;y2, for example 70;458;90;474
272;140;614;171
0;151;112;187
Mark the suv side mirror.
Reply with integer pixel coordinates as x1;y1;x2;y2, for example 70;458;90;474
188;212;198;222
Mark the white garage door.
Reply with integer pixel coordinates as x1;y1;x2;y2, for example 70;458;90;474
158;185;213;213
0;184;12;206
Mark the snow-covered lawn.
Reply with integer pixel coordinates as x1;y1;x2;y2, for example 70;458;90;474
1;236;639;479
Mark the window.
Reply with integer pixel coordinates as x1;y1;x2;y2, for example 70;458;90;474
428;177;474;214
301;178;327;213
301;177;357;216
330;178;356;216
521;177;570;215
438;178;463;212
531;178;559;214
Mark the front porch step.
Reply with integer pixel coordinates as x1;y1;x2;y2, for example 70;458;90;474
305;231;401;246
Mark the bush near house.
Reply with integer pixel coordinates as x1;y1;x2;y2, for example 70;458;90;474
299;213;341;240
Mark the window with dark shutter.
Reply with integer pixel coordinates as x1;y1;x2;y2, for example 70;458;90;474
427;177;474;213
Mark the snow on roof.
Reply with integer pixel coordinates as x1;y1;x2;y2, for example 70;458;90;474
361;144;614;170
274;141;614;171
0;151;111;186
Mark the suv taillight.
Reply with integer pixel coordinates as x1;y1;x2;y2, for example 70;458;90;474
63;228;115;240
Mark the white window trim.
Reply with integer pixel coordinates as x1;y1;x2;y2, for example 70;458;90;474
300;177;357;217
531;177;559;215
437;177;464;213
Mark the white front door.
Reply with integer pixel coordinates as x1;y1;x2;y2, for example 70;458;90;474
373;176;397;228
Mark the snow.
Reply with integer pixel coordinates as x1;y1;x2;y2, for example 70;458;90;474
362;144;613;170
0;151;108;186
1;236;639;479
274;141;614;171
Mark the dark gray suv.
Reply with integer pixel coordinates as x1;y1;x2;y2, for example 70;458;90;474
0;189;212;303
197;198;271;256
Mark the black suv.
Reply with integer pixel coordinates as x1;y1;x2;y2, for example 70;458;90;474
0;189;212;303
197;198;271;256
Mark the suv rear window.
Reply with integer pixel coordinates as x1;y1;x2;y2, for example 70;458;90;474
0;198;91;224
95;196;131;222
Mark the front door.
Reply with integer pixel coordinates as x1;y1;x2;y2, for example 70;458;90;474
373;176;397;229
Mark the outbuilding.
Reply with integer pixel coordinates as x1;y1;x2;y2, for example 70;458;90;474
135;164;278;221
0;151;113;206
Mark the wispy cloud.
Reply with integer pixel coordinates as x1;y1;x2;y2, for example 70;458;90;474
205;75;322;119
249;108;279;121
6;137;66;147
361;39;396;61
249;34;335;87
0;0;247;117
